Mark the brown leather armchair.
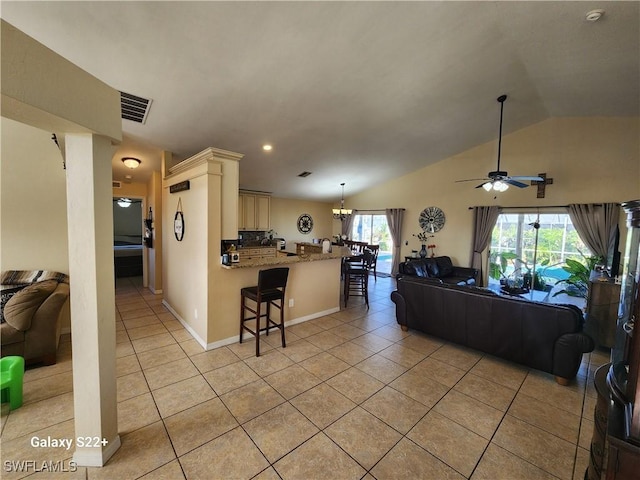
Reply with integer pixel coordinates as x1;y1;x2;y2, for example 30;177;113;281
1;279;70;366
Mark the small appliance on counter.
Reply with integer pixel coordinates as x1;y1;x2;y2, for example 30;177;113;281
273;238;286;250
221;239;240;265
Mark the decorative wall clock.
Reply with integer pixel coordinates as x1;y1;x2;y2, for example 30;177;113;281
174;198;185;241
297;213;313;234
419;206;445;233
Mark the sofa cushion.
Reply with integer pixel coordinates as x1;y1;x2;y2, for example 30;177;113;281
3;280;58;331
435;256;454;277
1;285;27;324
405;261;429;278
424;258;440;277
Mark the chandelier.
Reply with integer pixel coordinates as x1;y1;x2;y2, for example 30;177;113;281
332;183;353;220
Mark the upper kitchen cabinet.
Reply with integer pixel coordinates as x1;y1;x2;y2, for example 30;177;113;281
239;191;270;231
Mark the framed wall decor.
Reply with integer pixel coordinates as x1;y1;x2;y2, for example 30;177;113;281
174;198;185;241
419;206;445;233
297;213;313;234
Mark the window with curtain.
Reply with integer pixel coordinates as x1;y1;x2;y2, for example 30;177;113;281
488;212;592;286
350;213;393;275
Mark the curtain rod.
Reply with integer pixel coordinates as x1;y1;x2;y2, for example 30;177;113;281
353;208;405;213
468;205;568;210
467;203;618;210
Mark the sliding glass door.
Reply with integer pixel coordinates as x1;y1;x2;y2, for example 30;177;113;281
350;213;393;275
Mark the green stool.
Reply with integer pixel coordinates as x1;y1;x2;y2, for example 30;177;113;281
0;356;25;410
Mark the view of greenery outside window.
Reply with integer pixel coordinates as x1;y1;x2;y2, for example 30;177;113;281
488;213;592;288
350;213;393;275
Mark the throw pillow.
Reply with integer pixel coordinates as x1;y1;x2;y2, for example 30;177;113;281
3;280;58;331
0;285;27;323
435;257;454;277
425;259;440;277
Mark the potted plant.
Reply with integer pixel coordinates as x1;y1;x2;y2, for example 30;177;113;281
413;231;434;258
552;253;604;299
489;251;518;285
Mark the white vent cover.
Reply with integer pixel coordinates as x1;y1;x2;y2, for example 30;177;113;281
112;181;122;188
120;91;152;124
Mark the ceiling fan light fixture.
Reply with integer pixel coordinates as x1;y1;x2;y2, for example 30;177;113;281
122;157;141;169
494;181;509;192
482;182;493;191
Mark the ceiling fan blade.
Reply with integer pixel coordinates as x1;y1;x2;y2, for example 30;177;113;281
455;178;489;183
505;179;529;188
510;175;544;182
475;182;489;189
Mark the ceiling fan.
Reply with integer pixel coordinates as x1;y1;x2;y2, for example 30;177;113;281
456;94;543;192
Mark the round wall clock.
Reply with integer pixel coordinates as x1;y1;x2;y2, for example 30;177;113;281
174;211;184;241
419;206;445;233
297;213;313;234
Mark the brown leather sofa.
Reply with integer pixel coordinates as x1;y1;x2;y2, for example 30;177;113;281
398;256;478;285
1;273;70;366
391;277;594;384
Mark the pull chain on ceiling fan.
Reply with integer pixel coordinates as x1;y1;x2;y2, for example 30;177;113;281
456;94;544;191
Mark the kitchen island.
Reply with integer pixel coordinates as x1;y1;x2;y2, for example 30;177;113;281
222;246;349;269
180;246;350;350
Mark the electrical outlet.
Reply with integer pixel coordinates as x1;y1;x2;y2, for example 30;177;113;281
194;309;198;319
289;299;294;307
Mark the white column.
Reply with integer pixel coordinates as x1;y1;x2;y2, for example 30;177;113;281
65;133;120;466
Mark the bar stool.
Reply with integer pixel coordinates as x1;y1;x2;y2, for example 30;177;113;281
240;267;290;357
0;356;25;410
343;249;373;308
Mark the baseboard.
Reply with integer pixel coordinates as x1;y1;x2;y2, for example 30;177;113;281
72;434;121;467
148;287;163;294
204;306;340;350
161;300;207;349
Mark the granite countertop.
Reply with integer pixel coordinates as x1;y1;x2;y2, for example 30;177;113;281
222;246;351;269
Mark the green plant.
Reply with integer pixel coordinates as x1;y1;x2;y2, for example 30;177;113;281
490;252;550;291
489;252;518;281
552;253;604;299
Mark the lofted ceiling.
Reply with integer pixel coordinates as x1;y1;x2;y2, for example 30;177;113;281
2;1;638;202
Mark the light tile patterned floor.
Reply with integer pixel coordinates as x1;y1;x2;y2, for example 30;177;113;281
0;275;608;480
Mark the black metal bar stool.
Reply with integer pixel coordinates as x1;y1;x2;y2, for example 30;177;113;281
239;267;289;357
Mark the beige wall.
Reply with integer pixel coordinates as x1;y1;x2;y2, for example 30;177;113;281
347;117;640;266
162;161;219;342
270;197;335;246
1;117;70;272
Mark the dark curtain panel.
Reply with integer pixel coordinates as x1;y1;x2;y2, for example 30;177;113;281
386;208;405;276
470;206;501;286
568;203;620;265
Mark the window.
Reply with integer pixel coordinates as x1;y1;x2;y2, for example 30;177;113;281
350;213;393;275
489;212;592;286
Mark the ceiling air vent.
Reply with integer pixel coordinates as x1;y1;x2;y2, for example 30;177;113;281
120;91;152;124
297;171;312;177
112;181;122;188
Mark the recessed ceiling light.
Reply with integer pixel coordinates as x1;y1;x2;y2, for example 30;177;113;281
586;9;604;22
262;144;273;151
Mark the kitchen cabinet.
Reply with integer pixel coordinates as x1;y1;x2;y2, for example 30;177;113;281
237;247;276;262
238;191;270;231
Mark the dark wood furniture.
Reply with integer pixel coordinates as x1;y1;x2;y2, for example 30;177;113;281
239;267;289;357
587;199;640;480
343;249;373;308
586;280;621;348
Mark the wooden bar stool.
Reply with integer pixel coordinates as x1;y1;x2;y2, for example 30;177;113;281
239;267;289;357
343;249;373;308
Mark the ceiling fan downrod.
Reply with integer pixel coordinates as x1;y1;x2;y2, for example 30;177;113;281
495;94;507;175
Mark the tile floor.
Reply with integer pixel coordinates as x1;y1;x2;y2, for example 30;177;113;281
1;275;609;479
